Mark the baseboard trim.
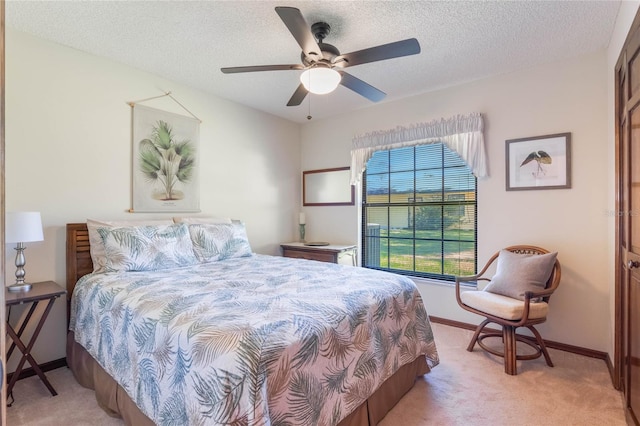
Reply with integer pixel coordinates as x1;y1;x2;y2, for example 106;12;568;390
605;353;619;390
429;315;608;360
6;357;68;383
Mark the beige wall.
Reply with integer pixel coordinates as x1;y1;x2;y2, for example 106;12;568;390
4;29;301;370
300;50;611;353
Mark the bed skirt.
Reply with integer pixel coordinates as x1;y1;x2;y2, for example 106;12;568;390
67;332;429;425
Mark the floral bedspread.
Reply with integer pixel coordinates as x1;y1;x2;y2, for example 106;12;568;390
70;254;439;425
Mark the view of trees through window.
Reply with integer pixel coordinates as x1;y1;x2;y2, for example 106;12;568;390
362;143;477;280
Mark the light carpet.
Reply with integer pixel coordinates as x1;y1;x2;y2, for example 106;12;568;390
7;323;625;425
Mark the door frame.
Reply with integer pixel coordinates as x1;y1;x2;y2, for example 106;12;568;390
1;0;7;422
615;8;640;421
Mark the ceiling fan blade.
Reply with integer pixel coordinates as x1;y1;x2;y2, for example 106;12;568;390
339;72;386;102
275;6;322;59
287;83;309;106
221;64;303;74
336;38;420;68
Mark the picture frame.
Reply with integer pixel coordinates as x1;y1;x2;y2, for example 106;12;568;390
505;132;571;191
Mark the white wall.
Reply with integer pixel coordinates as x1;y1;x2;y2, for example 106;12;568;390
4;29;301;370
300;51;611;353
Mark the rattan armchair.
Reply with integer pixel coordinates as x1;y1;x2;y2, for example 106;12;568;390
455;245;561;375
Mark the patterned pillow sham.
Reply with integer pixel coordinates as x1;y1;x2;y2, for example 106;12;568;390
188;222;253;263
87;218;174;273
99;223;198;272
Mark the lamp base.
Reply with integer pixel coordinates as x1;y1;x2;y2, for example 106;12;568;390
8;283;32;292
299;224;306;243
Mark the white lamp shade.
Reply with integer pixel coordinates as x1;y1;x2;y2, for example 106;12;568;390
6;212;44;244
300;68;341;94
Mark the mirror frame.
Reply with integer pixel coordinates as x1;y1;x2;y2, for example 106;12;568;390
303;167;355;206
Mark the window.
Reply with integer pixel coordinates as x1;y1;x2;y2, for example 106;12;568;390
361;143;477;281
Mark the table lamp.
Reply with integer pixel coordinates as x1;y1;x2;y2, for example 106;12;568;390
6;211;44;292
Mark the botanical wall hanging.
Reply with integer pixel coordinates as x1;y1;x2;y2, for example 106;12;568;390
131;102;200;212
505;132;571;191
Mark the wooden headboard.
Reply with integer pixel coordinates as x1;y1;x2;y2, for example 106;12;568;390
66;223;93;300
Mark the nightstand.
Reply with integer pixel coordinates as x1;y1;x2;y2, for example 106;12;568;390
280;242;357;265
6;280;66;397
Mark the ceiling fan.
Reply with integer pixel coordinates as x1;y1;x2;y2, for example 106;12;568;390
221;6;421;107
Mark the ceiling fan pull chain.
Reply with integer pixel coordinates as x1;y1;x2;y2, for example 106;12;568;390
306;69;312;120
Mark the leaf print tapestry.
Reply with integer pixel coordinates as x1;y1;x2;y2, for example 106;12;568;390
132;104;200;212
70;254;439;425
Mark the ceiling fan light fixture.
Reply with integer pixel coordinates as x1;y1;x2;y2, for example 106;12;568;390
300;68;341;94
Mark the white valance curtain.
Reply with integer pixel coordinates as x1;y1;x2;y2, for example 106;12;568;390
350;112;488;184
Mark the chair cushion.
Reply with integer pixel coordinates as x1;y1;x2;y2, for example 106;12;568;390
460;290;548;321
483;249;557;300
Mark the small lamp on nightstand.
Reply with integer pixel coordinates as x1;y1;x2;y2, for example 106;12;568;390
6;211;44;292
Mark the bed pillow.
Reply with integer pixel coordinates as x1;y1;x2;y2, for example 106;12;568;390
483;249;557;301
87;218;174;273
188;222;253;263
99;223;198;272
173;216;232;224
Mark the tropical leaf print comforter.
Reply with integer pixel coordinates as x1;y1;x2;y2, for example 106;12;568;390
70;254;439;426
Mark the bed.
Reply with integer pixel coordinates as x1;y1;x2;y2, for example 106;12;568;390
66;222;439;426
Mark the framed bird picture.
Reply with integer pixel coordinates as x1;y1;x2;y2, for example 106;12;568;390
505;132;571;191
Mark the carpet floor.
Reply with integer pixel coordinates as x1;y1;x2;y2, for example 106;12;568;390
6;323;626;425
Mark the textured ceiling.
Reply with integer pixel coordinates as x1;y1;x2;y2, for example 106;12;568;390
7;1;621;124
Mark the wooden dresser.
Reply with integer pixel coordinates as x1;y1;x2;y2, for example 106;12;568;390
280;242;357;266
